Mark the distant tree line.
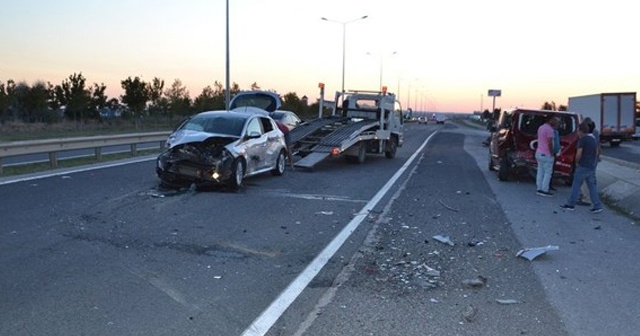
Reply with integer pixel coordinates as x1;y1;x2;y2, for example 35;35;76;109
0;72;323;127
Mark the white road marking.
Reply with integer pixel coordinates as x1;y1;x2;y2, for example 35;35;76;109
261;190;368;203
241;131;439;336
0;156;156;186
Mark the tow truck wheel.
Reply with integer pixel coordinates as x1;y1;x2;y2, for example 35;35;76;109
345;142;366;164
229;158;245;190
272;150;286;176
356;142;366;163
385;138;397;159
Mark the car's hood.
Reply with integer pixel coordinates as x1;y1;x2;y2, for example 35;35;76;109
167;130;240;148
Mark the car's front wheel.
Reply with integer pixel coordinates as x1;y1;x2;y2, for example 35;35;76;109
272;150;286;176
229;158;245;190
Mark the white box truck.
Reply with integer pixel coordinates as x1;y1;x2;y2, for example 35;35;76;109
568;92;637;147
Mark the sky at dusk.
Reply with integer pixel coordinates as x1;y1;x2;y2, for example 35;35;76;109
1;0;638;113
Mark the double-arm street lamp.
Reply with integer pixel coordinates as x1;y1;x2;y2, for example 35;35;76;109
321;15;368;94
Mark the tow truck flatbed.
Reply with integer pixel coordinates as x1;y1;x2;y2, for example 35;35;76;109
288;89;404;170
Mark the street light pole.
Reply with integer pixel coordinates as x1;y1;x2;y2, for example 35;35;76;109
367;51;397;90
225;0;230;110
321;15;368;94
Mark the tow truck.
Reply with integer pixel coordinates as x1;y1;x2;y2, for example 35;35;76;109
289;88;404;170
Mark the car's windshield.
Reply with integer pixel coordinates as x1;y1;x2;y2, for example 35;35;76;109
180;114;246;136
232;95;276;111
270;112;284;120
519;113;576;137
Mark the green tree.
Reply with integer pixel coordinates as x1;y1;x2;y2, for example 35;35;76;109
5;80;18;120
492;108;501;121
542;101;557;111
0;80;7;122
53;73;91;128
165;79;191;117
90;82;108;119
281;92;307;115
26;81;51;122
147;77;166;117
193;85;224;112
12;81;29;121
121;76;150;128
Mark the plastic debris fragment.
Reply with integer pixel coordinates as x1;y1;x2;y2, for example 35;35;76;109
315;211;334;215
433;235;454;246
516;245;559;261
496;299;520;305
462;276;487;288
462;305;477;322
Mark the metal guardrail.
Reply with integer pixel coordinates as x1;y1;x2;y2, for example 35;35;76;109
0;131;171;174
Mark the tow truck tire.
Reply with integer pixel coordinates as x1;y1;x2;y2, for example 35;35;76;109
271;150;286;176
356;142;366;163
385;138;397;159
229;158;245;190
346;142;366;164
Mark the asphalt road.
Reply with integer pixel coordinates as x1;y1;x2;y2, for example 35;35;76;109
2;122;639;336
600;139;640;164
0;123;428;335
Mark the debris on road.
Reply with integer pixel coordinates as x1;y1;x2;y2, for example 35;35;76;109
516;245;559;261
438;199;459;212
315;211;334;216
461;305;478;322
496;299;520;305
462;275;487;288
433;235;454;246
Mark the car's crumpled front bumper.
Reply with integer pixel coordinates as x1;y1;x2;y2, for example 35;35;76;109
156;145;235;187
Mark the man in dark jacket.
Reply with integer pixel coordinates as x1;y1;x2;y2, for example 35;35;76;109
559;122;603;213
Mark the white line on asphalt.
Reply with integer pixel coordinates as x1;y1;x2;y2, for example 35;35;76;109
241;131;440;336
0;156;156;186
261;190;368;203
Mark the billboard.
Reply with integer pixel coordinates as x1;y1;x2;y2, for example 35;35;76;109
488;89;501;97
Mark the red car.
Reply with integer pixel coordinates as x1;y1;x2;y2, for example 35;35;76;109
488;108;581;183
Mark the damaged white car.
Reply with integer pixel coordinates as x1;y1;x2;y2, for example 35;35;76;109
156;91;287;189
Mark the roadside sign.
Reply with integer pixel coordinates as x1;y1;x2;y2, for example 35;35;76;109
488;89;501;97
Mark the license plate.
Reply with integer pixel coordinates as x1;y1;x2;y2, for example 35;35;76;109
177;166;200;177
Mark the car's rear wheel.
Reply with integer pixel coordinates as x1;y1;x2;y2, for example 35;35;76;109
498;158;510;181
229;158;245;190
272;150;286;176
488;151;496;171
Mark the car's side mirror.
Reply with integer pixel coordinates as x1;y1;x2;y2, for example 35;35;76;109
247;131;261;139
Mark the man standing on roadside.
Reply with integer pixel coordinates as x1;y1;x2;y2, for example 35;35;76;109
536;116;557;197
560;122;603;213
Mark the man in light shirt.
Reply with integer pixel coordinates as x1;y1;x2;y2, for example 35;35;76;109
535;116;558;197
